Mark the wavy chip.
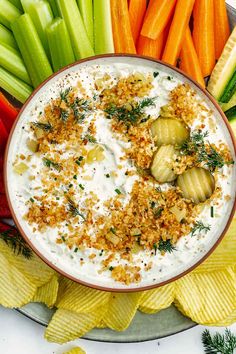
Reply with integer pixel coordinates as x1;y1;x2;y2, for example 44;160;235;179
194;219;236;272
0;253;36;307
139;283;175;314
63;347;86;354
45;306;104;343
103;292;142;331
96;320;107;328
57;283;110;313
0;239;54;287
175;268;236;324
33;274;59;308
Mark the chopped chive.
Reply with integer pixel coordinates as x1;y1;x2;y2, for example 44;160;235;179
105;173;110;178
61;236;65;242
154;207;164;218
210;206;214;218
74;247;78;252
56;197;60;200
153;72;159;78
153;243;157;255
150;201;156;209
115;188;121;195
76;156;84;165
73;175;77;180
167;76;173;80
110;227;116;234
68;183;73;188
109;266;114;271
79;184;84;190
99;249;104;256
29;197;34;203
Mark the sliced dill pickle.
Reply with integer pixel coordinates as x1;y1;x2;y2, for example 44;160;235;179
177;167;215;204
151;145;179;183
151;118;189;146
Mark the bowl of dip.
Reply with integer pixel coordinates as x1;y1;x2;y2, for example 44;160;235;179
4;55;236;291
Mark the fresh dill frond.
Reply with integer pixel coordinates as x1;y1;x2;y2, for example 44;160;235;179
0;227;32;259
33;121;52;131
43;158;61;171
153;207;164;219
203;145;226;170
104;97;156;125
60;109;70;122
68;199;86;220
202;329;236;354
158;239;176;253
181;130;209;156
83;134;97;143
71;98;91;123
60;87;72;102
191;221;211;236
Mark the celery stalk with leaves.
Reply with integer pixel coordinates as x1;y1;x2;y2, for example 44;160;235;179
11;14;53;88
77;0;93;48
46;18;75;72
94;0;114;55
0;0;21;29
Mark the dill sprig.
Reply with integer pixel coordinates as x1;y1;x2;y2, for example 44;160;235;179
33;121;52;131
68;199;86;220
60;108;70;122
60;87;72;103
0;227;32;259
104;97;156;125
202;329;236;354
191;221;211;236
181;130;209;156
158;239;176;253
83;134;97;143
43;158;62;171
71;98;91;123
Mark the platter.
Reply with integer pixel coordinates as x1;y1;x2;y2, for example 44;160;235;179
9;3;236;343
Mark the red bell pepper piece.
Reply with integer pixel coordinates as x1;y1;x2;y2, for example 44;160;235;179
0;118;8;153
0;92;19;133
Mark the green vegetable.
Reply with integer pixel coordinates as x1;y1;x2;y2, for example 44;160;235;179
0;43;31;84
11;14;53;88
94;0;114;55
202;328;236;354
47;0;60;17
20;0;38;12
230;116;236;136
222;89;236;112
8;0;23;11
207;27;236;101
0;226;32;259
220;69;236;103
0;66;33;103
225;105;236;121
158;239;176;254
191;221;211;236
0;23;18;49
22;0;54;58
46;18;75;72
0;0;21;29
77;0;93;47
57;0;94;59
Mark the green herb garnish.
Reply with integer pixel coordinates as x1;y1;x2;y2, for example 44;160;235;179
84;134;97;143
153;207;164;219
153;72;159;78
210;206;214;218
105;173;110;178
33;121;52;131
79;184;84;190
71;98;91;123
158;239;176;253
43;158;61;171
29;197;34;203
60;87;71;102
191;221;211;236
150;201;156;209
68;199;86;220
73;175;77;180
0;227;32;259
109;266;114;271
60;108;69;122
115;188;121;195
76;156;84;165
153;243;157;255
110;227;116;234
61;236;66;242
74;247;78;253
202;328;236;354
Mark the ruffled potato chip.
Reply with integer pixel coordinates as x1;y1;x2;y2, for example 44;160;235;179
103;292;142;331
139;283;175;314
45;306;105;343
33;274;59;308
208;308;236;326
0;239;54;287
193;219;236;272
57;283;110;313
0;253;36;307
63;347;86;354
96;320;107;328
56;277;74;305
175;269;236;324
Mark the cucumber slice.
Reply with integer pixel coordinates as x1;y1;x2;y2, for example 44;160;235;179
207;27;236;100
230;117;236;137
225;105;236;121
221;90;236;112
220;69;236;103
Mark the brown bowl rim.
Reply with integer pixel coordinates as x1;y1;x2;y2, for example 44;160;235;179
4;54;236;293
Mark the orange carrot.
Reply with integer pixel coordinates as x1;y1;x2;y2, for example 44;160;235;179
162;0;195;66
111;0;136;54
179;27;205;87
214;0;230;59
129;0;146;45
141;0;176;40
137;33;165;59
193;0;215;77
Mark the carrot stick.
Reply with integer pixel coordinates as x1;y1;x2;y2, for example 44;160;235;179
214;0;230;59
141;0;176;40
111;0;136;54
129;0;146;45
162;0;195;66
179;27;205;87
192;0;215;77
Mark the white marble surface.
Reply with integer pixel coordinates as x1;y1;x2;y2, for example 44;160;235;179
1;0;236;353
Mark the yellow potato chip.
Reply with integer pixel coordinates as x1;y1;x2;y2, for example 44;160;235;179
139;283;175;314
207;308;236;326
0;239;55;287
56;277;74;305
57;283;110;313
0;253;36;308
193;218;236;272
33;274;59;308
45;306;105;343
175;269;236;324
96;320;107;328
63;348;86;354
103;292;142;331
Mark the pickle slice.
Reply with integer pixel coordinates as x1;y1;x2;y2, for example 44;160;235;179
151;145;178;183
151;118;189;146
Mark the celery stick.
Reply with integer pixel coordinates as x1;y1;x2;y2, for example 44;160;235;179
0;43;31;84
11;14;53;88
0;66;33;103
21;0;40;13
48;0;60;17
57;0;94;59
0;0;21;29
46;18;75;72
77;0;93;47
0;24;18;50
8;0;23;11
22;0;54;58
94;0;114;55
